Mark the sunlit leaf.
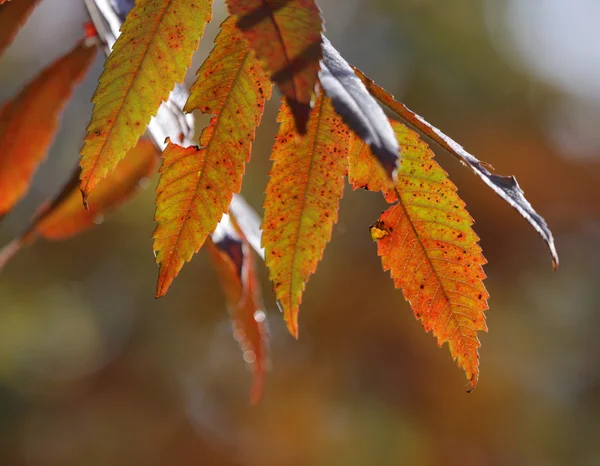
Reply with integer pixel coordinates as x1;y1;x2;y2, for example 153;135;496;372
354;67;559;269
207;215;269;404
226;1;323;133
153;17;271;297
320;38;399;178
0;38;97;216
79;0;212;199
362;120;488;389
0;137;159;271
262;94;349;337
0;0;40;57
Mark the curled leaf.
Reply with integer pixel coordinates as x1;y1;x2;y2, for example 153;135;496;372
80;0;213;199
262;94;349;337
0;38;97;216
354;67;559;269
226;1;323;133
208;215;269;404
320;38;399;179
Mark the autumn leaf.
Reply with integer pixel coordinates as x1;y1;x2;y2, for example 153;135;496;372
354;67;559;269
320;38;399;178
207;216;269;404
0;38;97;216
356;120;488;389
226;1;323;133
0;0;40;57
262;94;350;337
0;137;159;271
153;17;271;297
79;0;212;199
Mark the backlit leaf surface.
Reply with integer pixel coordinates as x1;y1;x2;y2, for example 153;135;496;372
153;17;271;297
262;94;349;337
0;39;97;216
80;0;212;199
0;0;40;57
207;217;268;404
226;1;323;133
355;67;559;269
365;121;488;389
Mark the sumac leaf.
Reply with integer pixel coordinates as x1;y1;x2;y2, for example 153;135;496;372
0;38;97;216
0;0;40;57
79;0;212;199
0;137;158;271
226;1;323;133
362;121;488;390
355;67;559;269
207;216;269;404
320;38;399;178
153;17;271;297
262;94;349;337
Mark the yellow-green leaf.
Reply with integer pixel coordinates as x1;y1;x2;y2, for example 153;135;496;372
262;94;349;337
79;0;212;199
362;121;489;389
153;17;271;297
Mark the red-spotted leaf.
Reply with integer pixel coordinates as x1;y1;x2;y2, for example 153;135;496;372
207;216;269;404
0;38;97;216
153;17;270;297
262;94;350;337
0;0;40;57
226;1;323;133
79;0;212;199
354;67;558;269
364;120;488;389
0;137;159;271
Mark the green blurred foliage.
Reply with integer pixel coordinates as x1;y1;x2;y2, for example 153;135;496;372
1;1;599;465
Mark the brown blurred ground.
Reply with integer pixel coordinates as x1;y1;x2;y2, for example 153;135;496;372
1;1;599;465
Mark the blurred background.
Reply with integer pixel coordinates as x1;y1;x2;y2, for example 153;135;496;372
1;0;599;465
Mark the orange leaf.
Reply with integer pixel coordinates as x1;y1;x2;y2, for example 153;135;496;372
153;17;270;297
262;94;349;337
366;121;488;389
29;137;158;240
79;0;212;199
354;67;558;269
0;0;40;57
226;1;323;133
207;218;269;404
0;38;97;216
0;137;159;271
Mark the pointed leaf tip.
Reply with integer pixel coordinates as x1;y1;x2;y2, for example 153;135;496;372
262;94;349;338
360;121;488;387
153;17;271;297
80;0;213;197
